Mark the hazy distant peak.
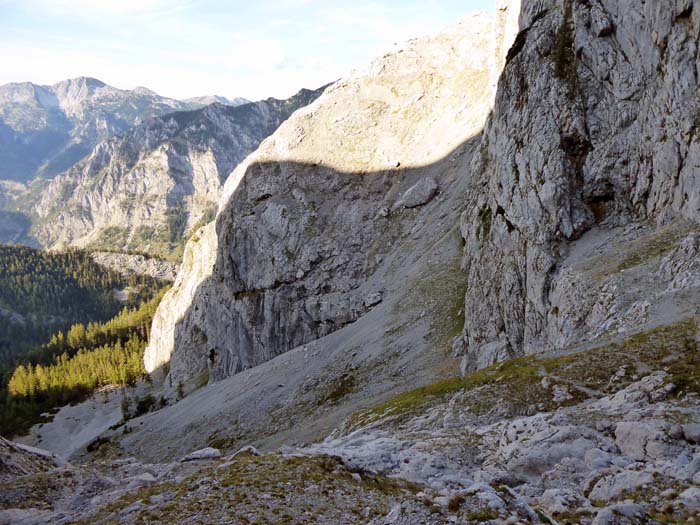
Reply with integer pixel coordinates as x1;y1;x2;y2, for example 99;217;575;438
53;76;107;89
183;95;250;107
132;86;159;96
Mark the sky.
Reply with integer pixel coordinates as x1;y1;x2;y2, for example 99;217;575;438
0;0;493;101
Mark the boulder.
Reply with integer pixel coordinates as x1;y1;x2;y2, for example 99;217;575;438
589;470;653;502
396;177;438;208
682;423;700;445
125;472;157;490
364;293;383;308
614;420;682;462
591;503;647;525
180;447;222;462
232;445;261;458
679;487;700;511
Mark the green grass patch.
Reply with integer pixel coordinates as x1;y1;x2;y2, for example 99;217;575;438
615;227;692;273
467;507;500;521
348;317;699;429
194;369;210;390
80;453;419;525
392;227;468;354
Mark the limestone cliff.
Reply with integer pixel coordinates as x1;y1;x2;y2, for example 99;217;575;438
457;0;700;369
144;13;501;383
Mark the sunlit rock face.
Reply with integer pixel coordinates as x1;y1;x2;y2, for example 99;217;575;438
144;11;509;385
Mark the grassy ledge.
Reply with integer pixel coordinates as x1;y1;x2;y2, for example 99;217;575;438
348;318;699;429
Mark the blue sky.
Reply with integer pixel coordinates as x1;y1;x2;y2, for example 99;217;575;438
0;0;493;100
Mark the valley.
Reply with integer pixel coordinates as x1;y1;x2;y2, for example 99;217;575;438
1;0;700;524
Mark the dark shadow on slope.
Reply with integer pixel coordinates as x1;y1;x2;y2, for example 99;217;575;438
106;129;491;461
164;126;485;391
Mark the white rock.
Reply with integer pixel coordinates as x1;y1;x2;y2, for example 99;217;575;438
678;487;700;510
397;177;438;208
682;423;700;445
589;470;653;502
364;293;383;308
232;445;261;458
180;447;222;462
591;503;646;525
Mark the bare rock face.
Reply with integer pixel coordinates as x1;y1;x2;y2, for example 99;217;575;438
144;222;218;377
458;0;700;368
90;252;179;282
144;13;502;385
30;90;323;259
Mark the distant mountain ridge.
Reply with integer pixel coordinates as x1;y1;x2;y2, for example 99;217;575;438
0;77;322;257
183;95;250;107
29;88;325;260
0;77;203;183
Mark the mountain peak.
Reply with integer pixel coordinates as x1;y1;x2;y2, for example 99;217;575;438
132;86;159;97
183;95;250;107
53;76;107;90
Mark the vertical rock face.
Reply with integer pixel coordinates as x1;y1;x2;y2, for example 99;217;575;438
144;222;219;377
144;13;502;384
459;0;700;368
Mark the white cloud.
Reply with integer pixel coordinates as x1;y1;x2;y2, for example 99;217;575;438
0;1;491;99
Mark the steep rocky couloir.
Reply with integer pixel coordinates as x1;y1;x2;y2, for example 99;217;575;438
144;12;507;385
30;89;323;259
456;0;700;370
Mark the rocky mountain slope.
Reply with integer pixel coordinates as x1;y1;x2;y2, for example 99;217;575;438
143;10;503;381
28;89;324;259
4;1;700;524
90;252;179;283
0;77;199;184
456;0;700;371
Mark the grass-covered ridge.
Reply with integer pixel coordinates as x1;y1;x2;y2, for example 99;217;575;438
348;318;699;430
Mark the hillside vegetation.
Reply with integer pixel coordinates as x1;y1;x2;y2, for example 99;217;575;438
0;244;160;378
1;290;167;437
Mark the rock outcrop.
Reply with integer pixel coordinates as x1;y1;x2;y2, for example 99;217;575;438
30;89;323;259
0;437;62;482
143;12;501;384
90;252;179;282
303;319;700;524
457;0;700;369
